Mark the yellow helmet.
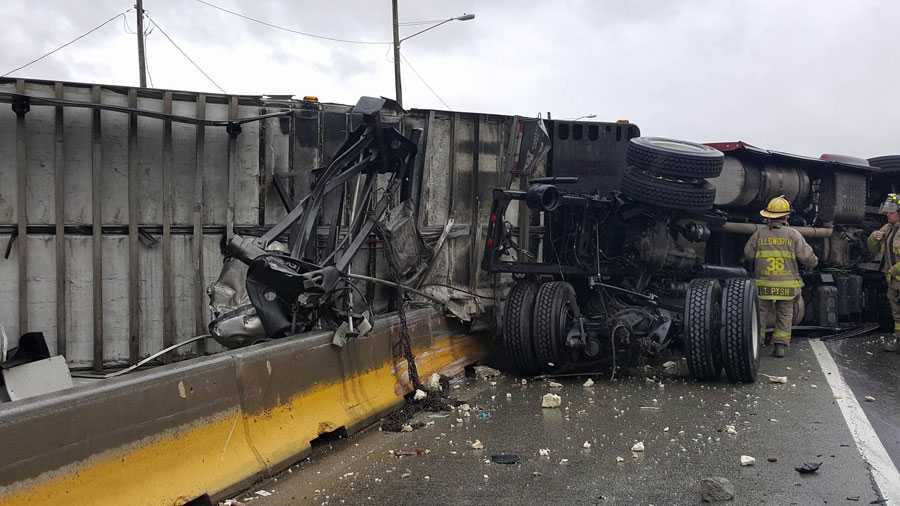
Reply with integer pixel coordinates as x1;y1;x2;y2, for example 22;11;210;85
760;195;791;219
880;193;900;214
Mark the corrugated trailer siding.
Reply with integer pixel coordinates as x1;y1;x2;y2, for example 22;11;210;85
0;77;530;367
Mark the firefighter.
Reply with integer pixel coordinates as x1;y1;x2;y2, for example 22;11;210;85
743;196;818;358
867;193;900;352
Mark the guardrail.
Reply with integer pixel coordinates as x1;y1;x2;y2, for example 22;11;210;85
0;308;486;505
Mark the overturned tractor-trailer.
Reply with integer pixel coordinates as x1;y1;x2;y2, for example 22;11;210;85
484;120;892;383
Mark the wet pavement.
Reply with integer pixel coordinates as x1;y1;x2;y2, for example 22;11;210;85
826;334;900;469
235;337;893;505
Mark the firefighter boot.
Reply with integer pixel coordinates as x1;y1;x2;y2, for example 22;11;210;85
772;343;787;358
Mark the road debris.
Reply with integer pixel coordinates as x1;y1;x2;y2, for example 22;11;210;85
700;476;735;503
864;395;876;402
426;373;442;392
616;456;625;463
491;454;520;464
583;378;595;387
471;440;484;450
413;389;427;401
391;448;430;457
254;490;272;497
740;455;756;466
760;374;788;384
795;462;821;474
583;441;592;449
631;442;645;452
724;425;737;435
473;365;501;380
542;393;562;408
767;457;778;463
539;448;550;456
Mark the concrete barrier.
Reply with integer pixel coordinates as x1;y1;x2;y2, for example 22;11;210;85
0;309;486;505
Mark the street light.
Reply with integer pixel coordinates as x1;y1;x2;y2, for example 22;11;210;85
391;2;475;107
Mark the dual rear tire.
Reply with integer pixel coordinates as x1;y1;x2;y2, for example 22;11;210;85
620;137;725;211
502;280;578;375
684;278;759;383
503;277;760;383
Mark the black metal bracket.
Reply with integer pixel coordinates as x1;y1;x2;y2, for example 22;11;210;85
226;121;242;137
11;95;29;116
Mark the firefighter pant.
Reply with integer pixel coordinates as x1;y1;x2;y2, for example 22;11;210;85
758;298;794;346
888;286;900;337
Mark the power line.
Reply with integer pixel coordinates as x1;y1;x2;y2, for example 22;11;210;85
122;11;137;34
192;0;392;45
1;8;133;78
144;30;155;88
399;52;450;109
144;13;226;93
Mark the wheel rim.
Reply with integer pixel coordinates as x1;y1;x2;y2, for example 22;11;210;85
556;302;576;360
750;302;759;361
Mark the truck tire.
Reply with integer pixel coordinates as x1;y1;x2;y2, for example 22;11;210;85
533;281;580;372
684;278;722;381
721;278;760;383
503;280;541;375
621;167;716;210
627;137;724;179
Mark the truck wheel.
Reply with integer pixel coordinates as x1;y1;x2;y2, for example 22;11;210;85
721;278;760;383
533;281;580;372
627;137;724;179
503;280;541;375
621;167;716;210
684;278;722;381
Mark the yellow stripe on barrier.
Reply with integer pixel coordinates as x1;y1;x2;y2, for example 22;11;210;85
0;334;484;506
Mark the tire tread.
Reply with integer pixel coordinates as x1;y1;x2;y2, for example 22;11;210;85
503;280;540;375
684;279;721;381
621;168;715;210
628;139;724;179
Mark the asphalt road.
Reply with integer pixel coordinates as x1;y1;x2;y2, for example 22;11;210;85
826;334;900;470
233;337;897;505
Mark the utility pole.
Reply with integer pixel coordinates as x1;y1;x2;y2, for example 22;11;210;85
391;0;402;107
136;0;147;88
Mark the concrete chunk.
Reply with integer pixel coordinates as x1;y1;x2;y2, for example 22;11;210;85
700;476;735;502
542;393;562;408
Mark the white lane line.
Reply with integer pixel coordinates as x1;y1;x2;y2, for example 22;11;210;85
810;339;900;503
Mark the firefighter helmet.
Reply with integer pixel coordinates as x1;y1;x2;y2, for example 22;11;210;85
760;195;792;219
880;193;900;214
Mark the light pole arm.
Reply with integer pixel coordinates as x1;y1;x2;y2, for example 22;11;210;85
399;18;454;43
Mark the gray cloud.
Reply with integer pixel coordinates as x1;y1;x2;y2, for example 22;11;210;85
2;0;898;157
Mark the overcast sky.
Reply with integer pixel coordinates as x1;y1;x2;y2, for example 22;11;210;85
2;0;898;157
